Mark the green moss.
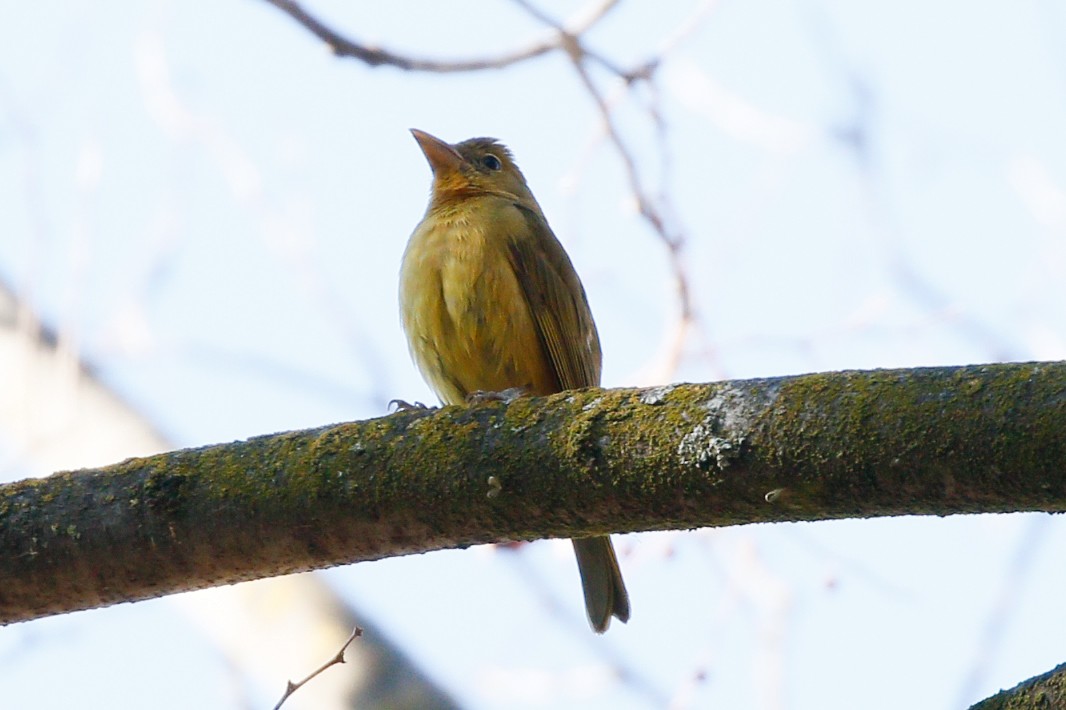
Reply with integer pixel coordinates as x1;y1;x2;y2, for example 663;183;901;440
144;463;189;515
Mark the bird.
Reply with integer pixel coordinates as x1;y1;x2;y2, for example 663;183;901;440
399;129;630;633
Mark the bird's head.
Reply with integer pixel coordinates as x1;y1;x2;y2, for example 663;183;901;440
411;129;538;209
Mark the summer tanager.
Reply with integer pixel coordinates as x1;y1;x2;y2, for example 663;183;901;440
399;129;630;633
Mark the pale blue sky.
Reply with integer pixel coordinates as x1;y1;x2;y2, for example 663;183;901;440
3;0;1066;708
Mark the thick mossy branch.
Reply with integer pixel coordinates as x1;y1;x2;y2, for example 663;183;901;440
1;361;1064;624
969;662;1066;709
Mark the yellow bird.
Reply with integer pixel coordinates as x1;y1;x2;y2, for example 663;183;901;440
399;129;630;633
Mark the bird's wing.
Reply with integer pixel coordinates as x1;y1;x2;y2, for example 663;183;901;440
505;203;602;390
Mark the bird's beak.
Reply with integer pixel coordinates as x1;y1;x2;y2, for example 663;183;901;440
410;129;464;175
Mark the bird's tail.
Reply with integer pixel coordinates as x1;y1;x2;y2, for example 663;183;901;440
572;536;630;633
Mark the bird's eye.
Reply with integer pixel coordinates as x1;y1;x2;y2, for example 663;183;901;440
481;154;502;171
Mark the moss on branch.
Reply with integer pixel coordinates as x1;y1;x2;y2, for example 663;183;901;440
1;361;1064;625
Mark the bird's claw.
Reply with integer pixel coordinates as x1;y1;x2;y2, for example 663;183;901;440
389;399;433;412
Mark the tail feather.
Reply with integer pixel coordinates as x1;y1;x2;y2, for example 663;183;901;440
572;536;629;633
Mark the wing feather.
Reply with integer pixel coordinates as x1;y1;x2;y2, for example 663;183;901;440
505;204;601;391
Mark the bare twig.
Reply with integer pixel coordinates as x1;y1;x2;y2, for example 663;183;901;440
263;0;619;72
507;0;724;381
564;43;697;379
274;627;363;709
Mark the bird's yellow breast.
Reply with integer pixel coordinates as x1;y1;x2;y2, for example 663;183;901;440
399;196;556;405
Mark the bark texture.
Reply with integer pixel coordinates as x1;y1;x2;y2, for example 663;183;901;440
1;361;1064;624
969;662;1066;709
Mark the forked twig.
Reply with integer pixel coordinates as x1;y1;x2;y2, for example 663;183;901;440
273;627;363;710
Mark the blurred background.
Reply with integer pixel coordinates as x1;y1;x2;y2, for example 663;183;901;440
3;0;1066;708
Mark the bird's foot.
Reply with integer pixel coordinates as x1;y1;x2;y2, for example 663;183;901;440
388;399;433;412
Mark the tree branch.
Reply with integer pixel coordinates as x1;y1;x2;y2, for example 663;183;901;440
969;661;1066;709
262;0;620;72
2;361;1064;625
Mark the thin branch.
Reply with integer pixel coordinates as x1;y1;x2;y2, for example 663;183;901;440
263;0;620;72
563;49;697;376
1;361;1064;626
274;627;363;710
505;0;712;380
509;0;634;77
